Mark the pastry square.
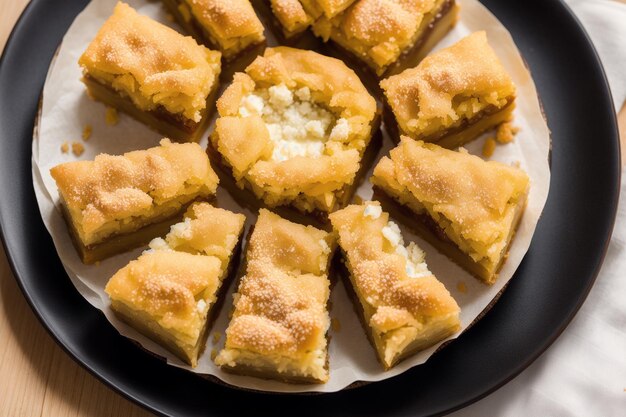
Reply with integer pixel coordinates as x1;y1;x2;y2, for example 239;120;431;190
265;0;355;39
381;31;516;149
209;46;379;218
162;0;265;60
79;2;222;142
215;209;333;383
329;202;460;369
312;0;459;76
371;138;530;284
50;139;219;264
105;202;246;366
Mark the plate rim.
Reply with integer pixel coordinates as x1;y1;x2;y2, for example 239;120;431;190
0;0;621;415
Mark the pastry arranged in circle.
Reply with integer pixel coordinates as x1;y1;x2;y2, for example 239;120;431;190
79;2;222;142
209;46;379;218
215;209;334;383
371;138;530;284
381;31;516;148
162;0;266;60
50;139;219;264
329;202;460;369
105;202;246;367
312;0;459;77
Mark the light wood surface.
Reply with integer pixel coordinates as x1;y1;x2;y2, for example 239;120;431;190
0;1;625;417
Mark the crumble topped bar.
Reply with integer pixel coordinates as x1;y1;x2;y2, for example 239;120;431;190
106;202;245;366
215;209;333;383
371;138;530;283
210;46;378;215
50;139;219;262
381;31;516;147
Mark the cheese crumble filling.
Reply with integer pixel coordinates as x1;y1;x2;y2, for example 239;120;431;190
238;84;350;162
380;218;431;279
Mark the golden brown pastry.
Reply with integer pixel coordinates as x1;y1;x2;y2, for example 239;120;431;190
267;0;356;38
162;0;265;59
312;0;459;76
330;202;460;369
78;2;222;142
106;202;245;366
215;209;334;383
371;138;530;284
209;46;379;217
50;139;219;263
381;31;516;148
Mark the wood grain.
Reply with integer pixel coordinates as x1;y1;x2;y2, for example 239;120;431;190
0;1;624;417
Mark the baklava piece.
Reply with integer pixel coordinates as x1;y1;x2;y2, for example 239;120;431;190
79;2;222;142
50;139;219;264
162;0;265;60
312;0;459;76
330;202;460;369
371;138;530;284
106;202;246;366
215;209;334;383
381;31;516;149
209;47;379;217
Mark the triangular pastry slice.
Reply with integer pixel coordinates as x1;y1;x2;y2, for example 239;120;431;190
330;202;460;369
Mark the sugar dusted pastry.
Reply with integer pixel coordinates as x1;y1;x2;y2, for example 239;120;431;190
50;139;219;264
209;47;379;217
371;138;530;284
312;0;459;76
267;0;356;38
162;0;265;59
215;209;333;383
381;31;516;148
79;2;222;142
329;202;460;369
106;203;245;366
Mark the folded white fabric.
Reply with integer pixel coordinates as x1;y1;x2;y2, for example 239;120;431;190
452;1;626;416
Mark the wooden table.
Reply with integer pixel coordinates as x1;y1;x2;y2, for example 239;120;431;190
0;1;624;416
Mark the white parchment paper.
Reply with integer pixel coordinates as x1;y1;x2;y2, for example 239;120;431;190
31;0;551;393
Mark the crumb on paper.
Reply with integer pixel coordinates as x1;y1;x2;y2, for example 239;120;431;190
511;160;521;168
457;281;467;294
60;142;69;153
82;124;92;141
482;137;496;158
95;261;101;266
212;332;221;345
210;348;218;361
458;146;469;154
105;106;119;126
71;142;85;157
496;121;519;144
331;317;341;332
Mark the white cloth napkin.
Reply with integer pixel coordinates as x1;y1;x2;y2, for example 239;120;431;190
452;1;626;415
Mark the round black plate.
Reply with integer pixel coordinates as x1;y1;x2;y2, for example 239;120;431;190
0;0;620;416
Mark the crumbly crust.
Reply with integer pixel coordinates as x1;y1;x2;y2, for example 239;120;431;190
211;46;377;214
215;209;333;382
371;138;529;270
270;0;314;34
183;0;265;57
312;0;445;74
50;139;219;247
79;3;221;123
381;31;516;140
329;202;460;368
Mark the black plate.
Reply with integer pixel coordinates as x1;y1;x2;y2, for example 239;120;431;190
0;0;620;415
